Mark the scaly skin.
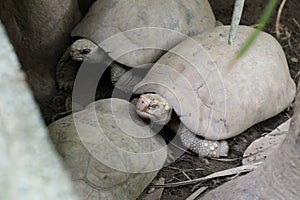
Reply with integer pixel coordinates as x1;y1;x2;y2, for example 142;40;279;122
70;39;97;61
56;39;98;90
136;94;229;158
70;38;128;86
110;63;129;86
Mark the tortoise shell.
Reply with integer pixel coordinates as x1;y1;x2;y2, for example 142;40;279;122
134;25;296;140
49;98;167;199
71;0;216;67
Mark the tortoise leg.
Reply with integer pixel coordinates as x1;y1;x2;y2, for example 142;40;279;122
111;63;152;93
179;127;229;158
110;62;128;86
56;46;80;90
111;62;141;94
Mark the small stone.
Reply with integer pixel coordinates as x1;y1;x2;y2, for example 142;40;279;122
291;57;298;63
203;142;208;147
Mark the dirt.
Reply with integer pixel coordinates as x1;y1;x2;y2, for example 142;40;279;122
1;0;299;199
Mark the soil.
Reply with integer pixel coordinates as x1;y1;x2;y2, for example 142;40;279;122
2;0;299;199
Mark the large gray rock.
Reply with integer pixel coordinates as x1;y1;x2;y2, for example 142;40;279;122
0;21;78;200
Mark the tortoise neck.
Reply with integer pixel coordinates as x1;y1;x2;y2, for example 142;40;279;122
166;113;182;133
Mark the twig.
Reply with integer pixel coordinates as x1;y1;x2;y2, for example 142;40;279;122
171;177;183;182
183;171;192;180
166;166;205;172
185;187;208;200
149;162;262;187
143;178;165;200
209;157;241;162
275;0;287;38
292;18;300;29
227;172;241;180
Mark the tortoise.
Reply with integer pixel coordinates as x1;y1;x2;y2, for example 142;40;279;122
56;0;216;91
48;98;168;199
133;25;296;158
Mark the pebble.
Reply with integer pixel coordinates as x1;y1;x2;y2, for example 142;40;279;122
290;57;298;63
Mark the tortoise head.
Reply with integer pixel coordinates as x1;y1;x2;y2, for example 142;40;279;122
136;93;172;125
70;38;98;61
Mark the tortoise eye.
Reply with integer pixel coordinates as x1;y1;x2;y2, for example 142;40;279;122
81;48;90;55
149;104;158;109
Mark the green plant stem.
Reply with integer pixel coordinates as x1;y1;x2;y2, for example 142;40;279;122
227;0;279;71
235;0;278;61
